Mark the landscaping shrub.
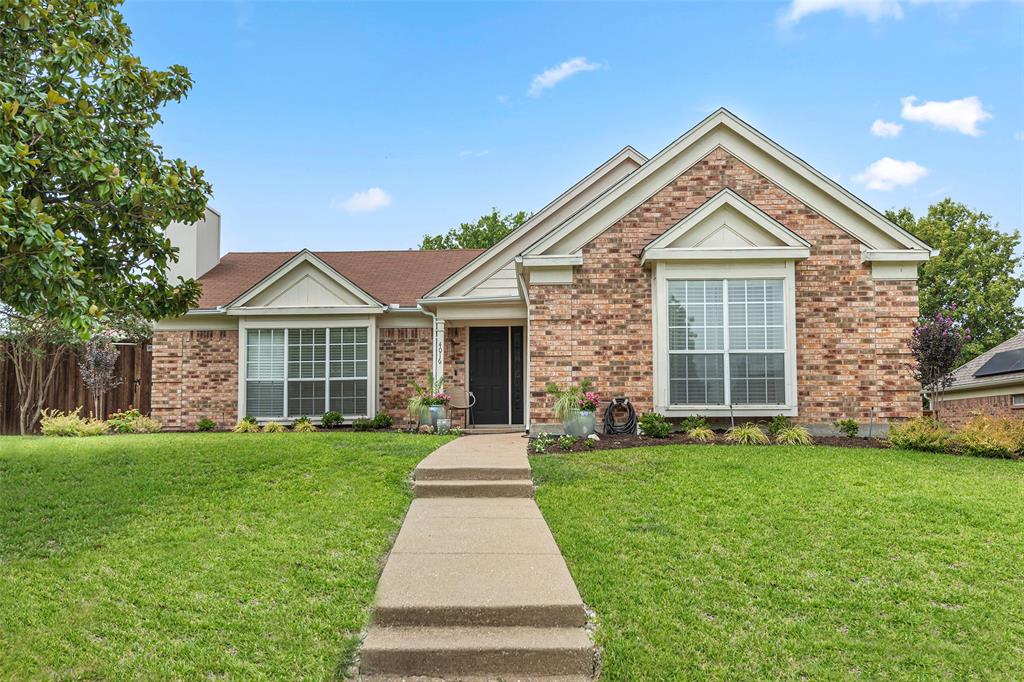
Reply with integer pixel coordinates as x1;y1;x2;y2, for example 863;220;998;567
557;435;578;451
39;408;108;437
351;418;374;431
292;417;316;432
639;412;672;438
687;426;715;442
196;418;216;432
371;412;393;429
774;425;813;445
949;416;1024;459
320;411;343;428
767;415;792;436
680;415;709;432
531;434;555;454
232;419;260;433
887;417;951;452
725;423;770;445
107;408;161;434
834;418;860;438
261;421;285;433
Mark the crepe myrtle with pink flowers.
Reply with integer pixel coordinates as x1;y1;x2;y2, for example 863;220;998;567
910;307;972;418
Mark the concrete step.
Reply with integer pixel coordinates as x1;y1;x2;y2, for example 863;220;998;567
463;425;527;435
374;553;587;627
359;626;594;677
415;465;533;481
413;479;534;498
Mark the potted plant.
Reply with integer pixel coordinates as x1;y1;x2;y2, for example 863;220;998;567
408;373;450;429
545;379;600;437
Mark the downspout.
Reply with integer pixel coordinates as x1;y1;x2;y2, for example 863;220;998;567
415;303;439;383
515;257;531;434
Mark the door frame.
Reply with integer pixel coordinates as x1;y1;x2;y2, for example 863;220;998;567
466;323;526;426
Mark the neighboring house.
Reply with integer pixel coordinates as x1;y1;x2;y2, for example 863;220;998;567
153;109;933;434
938;331;1024;428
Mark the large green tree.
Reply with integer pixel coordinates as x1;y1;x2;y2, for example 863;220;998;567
0;0;211;334
886;199;1024;361
420;208;529;250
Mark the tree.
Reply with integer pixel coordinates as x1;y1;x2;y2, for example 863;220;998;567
909;310;970;421
420;208;530;250
886;200;1023;361
0;0;211;335
77;329;121;420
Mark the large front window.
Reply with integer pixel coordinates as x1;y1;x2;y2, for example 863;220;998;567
667;279;786;406
246;327;369;419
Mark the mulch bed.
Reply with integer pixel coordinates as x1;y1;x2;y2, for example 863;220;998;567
532;431;889;453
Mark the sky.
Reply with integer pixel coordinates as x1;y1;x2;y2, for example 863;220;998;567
121;0;1024;255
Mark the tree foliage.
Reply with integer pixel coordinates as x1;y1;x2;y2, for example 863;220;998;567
909;310;969;419
420;208;529;250
886;200;1023;361
0;0;211;334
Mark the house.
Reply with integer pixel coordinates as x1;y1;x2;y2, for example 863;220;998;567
938;331;1024;428
153;109;932;434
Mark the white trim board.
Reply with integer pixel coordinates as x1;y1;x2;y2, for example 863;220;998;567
227;250;384;311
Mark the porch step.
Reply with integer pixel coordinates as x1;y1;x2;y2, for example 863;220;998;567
463;424;527;435
359;626;595;677
415;465;532;481
413;479;534;498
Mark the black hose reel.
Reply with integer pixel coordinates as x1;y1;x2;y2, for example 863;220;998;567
603;396;637;435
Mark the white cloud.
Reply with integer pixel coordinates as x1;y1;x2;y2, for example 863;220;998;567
854;157;928;191
900;95;992;136
528;57;601;97
779;0;903;26
870;118;903;137
1014;131;1024;142
332;187;391;214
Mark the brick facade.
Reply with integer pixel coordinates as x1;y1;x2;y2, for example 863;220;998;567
527;147;922;428
151;330;238;430
378;327;433;426
937;393;1024;429
444;326;468;428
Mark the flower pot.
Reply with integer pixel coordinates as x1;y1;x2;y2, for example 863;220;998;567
427;404;446;429
564;410;595;437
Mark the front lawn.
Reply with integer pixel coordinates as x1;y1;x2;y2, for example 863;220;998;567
531;445;1024;680
0;432;450;679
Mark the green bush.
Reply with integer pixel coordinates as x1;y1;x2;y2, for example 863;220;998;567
196;418;216;432
292;417;316;433
950;416;1024;459
371;412;393;429
639;412;672;438
767;415;792;436
834;418;860;438
351;418;374;431
233;419;260;433
887;417;951;452
687;426;715;442
557;435;578;451
40;408;108;437
725;423;770;445
107;408;160;434
774;425;813;445
320;411;343;428
531;434;555;454
241;415;258;425
261;421;285;433
680;415;709;432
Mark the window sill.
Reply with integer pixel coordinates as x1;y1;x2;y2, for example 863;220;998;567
658;405;797;418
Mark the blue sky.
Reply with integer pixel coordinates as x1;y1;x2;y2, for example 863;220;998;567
122;0;1024;254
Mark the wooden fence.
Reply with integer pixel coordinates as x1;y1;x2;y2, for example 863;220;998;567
0;342;152;434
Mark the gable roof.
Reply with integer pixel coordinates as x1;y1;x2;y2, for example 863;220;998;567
228;250;382;309
948;331;1024;393
422;146;647;301
194;249;484;310
522;108;934;258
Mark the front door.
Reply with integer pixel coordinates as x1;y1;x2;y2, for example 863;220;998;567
469;327;509;424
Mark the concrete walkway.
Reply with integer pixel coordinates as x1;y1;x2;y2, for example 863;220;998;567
358;434;595;680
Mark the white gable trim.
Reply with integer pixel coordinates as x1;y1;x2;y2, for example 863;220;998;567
423;146;647;300
226;250;384;311
523;108;934;258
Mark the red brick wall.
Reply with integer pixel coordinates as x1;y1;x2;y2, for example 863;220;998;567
378;327;432;426
938;393;1023;429
152;330;238;430
527;147;922;428
444;326;468;428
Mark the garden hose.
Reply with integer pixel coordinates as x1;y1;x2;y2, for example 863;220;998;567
603;397;637;435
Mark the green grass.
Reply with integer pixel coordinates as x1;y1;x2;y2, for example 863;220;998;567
0;432;450;679
531;445;1024;680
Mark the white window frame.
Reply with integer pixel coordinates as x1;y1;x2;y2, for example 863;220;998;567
237;316;377;422
1012;394;1024;407
652;261;798;417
